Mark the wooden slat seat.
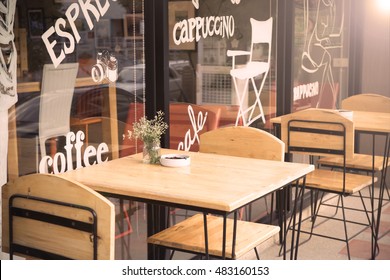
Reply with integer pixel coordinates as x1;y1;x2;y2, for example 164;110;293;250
305;169;376;195
318;154;389;172
147;213;280;259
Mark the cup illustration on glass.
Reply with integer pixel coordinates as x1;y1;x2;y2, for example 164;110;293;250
91;50;118;83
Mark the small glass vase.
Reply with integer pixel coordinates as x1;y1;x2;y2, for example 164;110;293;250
143;140;161;164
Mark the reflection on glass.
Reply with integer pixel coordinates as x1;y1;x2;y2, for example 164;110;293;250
10;0;147;260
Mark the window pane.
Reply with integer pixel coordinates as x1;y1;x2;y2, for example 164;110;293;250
168;0;277;153
5;0;146;260
292;0;351;111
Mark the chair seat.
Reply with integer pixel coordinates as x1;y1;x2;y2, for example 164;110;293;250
230;62;269;80
305;169;376;195
147;213;279;259
318;154;389;172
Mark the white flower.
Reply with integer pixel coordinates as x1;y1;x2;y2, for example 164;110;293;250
130;111;168;144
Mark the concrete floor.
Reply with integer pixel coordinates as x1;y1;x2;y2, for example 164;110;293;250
247;188;390;260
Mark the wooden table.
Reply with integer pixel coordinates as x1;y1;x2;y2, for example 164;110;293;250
271;110;390;259
58;149;314;259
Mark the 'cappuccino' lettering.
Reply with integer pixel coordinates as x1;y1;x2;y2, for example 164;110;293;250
39;131;109;174
293;81;319;101
173;15;235;46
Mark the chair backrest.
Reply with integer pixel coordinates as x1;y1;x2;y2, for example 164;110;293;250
341;93;390;113
39;63;79;154
170;103;221;151
281;109;355;160
250;17;273;63
200;126;284;161
2;173;115;260
74;87;105;119
200;104;243;127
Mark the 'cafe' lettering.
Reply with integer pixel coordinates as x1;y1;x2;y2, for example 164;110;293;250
42;0;117;68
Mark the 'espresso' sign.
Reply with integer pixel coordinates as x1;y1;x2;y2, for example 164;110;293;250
42;0;117;68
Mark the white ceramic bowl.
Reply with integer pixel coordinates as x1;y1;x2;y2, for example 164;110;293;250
160;154;191;167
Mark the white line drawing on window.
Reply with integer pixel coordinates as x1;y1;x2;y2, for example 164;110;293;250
227;17;273;127
0;0;17;102
301;0;344;108
192;0;241;10
0;0;18;187
192;0;199;9
91;50;118;83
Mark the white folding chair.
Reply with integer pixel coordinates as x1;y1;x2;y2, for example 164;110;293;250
227;17;273;126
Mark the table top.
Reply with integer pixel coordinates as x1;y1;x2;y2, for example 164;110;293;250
270;110;390;133
58;149;314;213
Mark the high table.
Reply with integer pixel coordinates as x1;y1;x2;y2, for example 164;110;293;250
271;110;390;259
58;149;314;259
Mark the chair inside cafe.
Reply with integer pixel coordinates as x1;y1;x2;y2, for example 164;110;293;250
281;108;376;259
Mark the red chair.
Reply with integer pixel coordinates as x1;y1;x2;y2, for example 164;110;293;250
117;102;144;259
120;102;145;157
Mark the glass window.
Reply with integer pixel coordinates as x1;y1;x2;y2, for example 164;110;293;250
168;0;278;153
5;0;146;259
292;0;351;112
10;0;146;175
167;0;277;228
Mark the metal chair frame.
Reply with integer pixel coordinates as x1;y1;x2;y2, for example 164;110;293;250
285;117;374;259
9;194;98;260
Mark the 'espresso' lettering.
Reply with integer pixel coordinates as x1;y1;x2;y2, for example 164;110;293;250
42;0;117;68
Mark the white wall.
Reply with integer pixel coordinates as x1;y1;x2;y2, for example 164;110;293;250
361;1;390;97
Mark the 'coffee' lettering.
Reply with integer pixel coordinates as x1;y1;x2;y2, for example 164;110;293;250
39;131;109;174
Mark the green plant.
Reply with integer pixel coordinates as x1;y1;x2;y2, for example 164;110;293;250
129;111;168;164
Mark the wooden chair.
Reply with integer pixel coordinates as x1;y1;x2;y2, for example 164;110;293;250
281;108;376;259
199;126;284;161
200;125;284;220
318;94;390;201
341;93;390;113
147;127;282;259
2;174;115;260
70;87;105;146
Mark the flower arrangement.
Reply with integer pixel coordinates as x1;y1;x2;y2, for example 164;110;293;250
129;111;168;164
